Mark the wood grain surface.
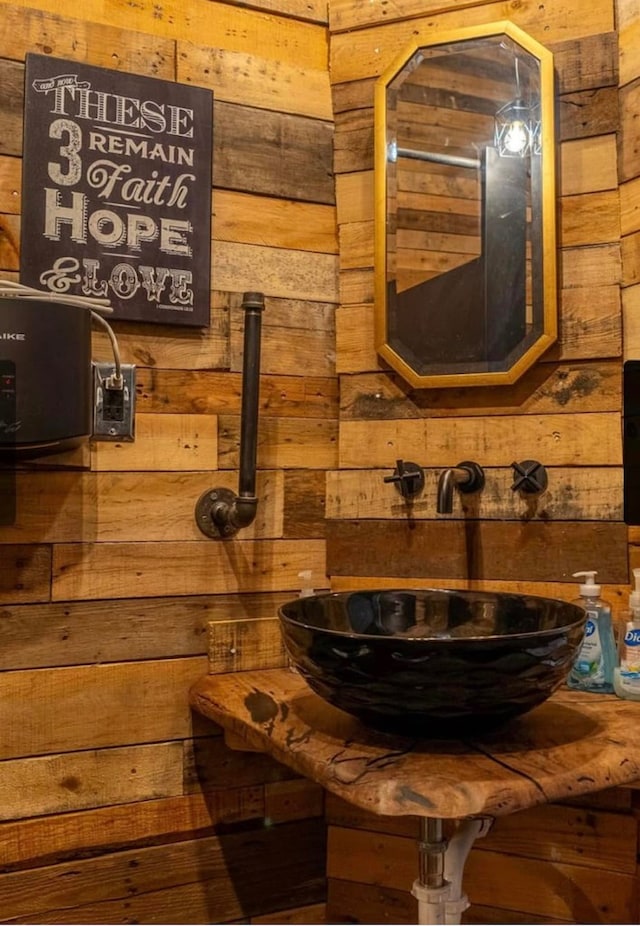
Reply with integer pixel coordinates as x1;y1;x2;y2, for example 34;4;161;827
190;668;640;819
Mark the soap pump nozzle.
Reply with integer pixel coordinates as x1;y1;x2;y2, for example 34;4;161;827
629;568;640;616
573;570;600;598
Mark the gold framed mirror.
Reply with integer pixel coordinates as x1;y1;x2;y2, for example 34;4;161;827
374;21;556;388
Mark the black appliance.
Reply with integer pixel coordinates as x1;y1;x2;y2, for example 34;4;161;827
0;298;92;456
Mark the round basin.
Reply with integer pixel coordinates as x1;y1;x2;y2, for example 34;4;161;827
278;589;587;736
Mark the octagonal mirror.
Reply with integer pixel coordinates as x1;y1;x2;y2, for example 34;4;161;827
374;21;557;388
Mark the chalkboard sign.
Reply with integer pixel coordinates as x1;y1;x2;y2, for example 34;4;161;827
20;54;213;327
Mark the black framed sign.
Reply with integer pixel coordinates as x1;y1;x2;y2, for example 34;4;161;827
20;54;213;327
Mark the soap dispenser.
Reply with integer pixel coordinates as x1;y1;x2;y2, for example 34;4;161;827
567;571;615;693
614;567;640;701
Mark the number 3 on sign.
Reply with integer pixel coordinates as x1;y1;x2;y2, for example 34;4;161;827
48;118;82;185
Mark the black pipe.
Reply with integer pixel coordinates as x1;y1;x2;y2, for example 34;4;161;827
194;291;265;538
238;292;264;498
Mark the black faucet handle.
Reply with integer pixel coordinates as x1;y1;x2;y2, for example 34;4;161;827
383;459;425;499
511;459;548;494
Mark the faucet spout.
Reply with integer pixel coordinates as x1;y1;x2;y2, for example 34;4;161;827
436;461;485;514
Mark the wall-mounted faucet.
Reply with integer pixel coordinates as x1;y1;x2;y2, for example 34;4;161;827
436;461;485;514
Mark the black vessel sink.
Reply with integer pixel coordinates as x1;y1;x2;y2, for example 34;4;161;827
278;589;587;736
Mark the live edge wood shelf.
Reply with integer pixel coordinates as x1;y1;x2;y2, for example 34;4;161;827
190;668;640;820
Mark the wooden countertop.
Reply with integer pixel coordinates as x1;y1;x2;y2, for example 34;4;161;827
190;668;640;820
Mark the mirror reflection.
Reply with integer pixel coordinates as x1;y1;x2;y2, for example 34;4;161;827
375;22;556;388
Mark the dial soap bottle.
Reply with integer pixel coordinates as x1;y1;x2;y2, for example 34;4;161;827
614;568;640;701
567;570;615;693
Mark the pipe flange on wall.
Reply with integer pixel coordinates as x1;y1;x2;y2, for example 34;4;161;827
195;487;259;539
195;488;237;539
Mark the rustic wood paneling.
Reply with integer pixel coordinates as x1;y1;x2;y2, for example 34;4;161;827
558;87;619;141
618;0;640;87
136;369;338;417
0;658;208;759
215;191;337;254
0;59;25;159
208;617;287;673
0;819;326;924
620;175;640;237
219;416;339;469
178;42;333;119
618;81;640;183
551;285;622;360
214;101;334;204
339;267;374;305
553;31;618;92
622;283;640;359
213;240;338;301
265;779;324;824
0;743;184;821
0;156;21;213
51;540;328;600
326;520;629;583
329;3;614;83
183;735;296;793
0;544;52;604
0;4;177;75
90;414;218;472
283;469;327;539
335;303;378;373
100;293;332;381
560;134;619;195
229;297;336;379
0;212;19;269
560;191;620;247
621;231;640;287
0;591;293;670
339;361;621;420
0;787;265;869
338;413;622;469
329;0;612;36
2;0;329;67
0;469;282;544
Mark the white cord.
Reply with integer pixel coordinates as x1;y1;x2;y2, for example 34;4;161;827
90;311;122;387
0;280;113;314
0;279;123;388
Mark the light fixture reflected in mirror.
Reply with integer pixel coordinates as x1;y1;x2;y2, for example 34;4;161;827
494;59;540;158
495;98;533;156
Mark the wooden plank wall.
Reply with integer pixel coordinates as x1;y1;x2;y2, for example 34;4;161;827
0;0;336;922
326;0;640;922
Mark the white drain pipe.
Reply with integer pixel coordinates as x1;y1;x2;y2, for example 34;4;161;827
411;816;493;925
